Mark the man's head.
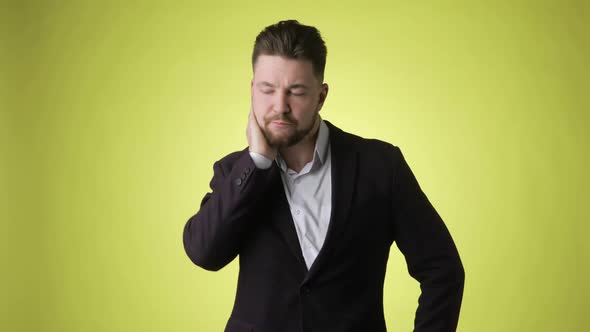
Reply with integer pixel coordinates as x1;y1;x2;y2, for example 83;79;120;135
250;20;329;148
252;20;327;82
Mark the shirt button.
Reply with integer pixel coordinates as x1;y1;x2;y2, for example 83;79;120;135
295;209;300;215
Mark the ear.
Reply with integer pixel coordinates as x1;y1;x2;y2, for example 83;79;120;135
317;83;329;111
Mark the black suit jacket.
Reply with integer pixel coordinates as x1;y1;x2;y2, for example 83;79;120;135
183;120;464;332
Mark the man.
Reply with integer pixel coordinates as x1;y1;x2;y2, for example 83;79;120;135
183;20;464;332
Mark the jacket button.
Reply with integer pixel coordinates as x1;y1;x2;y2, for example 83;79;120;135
301;286;311;295
235;178;242;186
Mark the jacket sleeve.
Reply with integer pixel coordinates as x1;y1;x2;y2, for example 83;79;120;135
183;150;278;271
391;146;465;332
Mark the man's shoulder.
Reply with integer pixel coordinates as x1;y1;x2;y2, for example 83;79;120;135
327;120;401;156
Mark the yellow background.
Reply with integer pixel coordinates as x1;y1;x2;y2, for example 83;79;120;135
2;1;588;331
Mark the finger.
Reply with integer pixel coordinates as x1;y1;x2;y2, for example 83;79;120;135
249;110;257;129
252;112;263;131
247;110;253;138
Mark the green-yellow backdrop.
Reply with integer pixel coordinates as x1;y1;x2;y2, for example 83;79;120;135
2;1;588;331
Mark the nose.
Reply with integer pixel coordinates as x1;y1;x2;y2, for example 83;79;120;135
273;91;291;114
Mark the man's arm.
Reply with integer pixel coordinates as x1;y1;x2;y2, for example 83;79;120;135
391;146;465;332
182;151;277;271
183;109;278;271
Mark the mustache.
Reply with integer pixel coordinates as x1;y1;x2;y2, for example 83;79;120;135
266;115;296;125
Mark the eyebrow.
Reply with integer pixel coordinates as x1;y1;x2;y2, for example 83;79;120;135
257;82;309;89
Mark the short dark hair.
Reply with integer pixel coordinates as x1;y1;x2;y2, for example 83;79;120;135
252;20;327;81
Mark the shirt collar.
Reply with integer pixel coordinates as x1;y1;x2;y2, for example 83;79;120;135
315;117;330;165
275;116;330;174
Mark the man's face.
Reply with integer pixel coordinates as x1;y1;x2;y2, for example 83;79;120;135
251;55;328;148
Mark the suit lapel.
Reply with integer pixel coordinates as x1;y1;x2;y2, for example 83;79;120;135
268;164;309;272
268;120;358;280
304;120;358;282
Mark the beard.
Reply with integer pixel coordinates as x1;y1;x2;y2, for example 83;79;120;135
261;112;318;148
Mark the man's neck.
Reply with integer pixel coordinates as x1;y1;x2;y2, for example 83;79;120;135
279;117;321;173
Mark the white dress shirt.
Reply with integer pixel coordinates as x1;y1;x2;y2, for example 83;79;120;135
249;118;332;269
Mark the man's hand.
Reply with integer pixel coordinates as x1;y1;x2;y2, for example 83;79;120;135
247;109;278;160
